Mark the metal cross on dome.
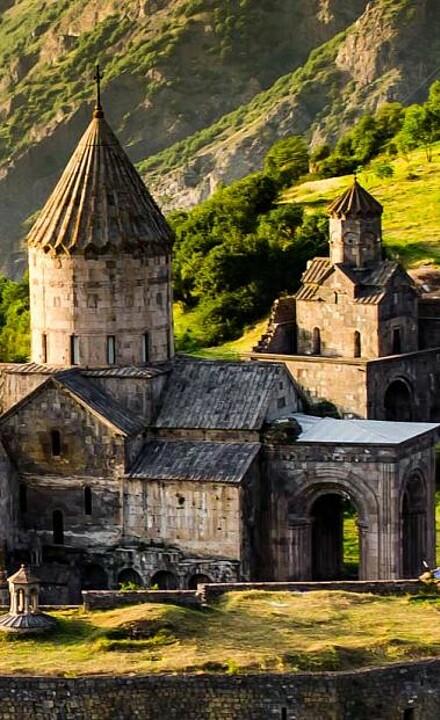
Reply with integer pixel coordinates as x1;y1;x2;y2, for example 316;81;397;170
93;64;104;116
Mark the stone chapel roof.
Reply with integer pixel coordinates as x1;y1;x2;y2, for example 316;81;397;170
130;440;260;484
0;370;144;437
292;414;439;445
53;371;144;435
327;179;383;219
155;359;290;430
26;108;173;256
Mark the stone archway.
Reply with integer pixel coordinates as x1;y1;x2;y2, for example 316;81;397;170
384;378;413;421
311;493;361;580
187;573;212;589
288;474;378;581
117;568;143;589
401;473;427;578
150;570;179;590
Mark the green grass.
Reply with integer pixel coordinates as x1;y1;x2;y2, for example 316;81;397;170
3;591;440;676
283;146;440;269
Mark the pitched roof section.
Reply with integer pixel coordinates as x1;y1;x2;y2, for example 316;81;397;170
8;565;40;585
130;440;260;484
301;258;333;285
26;111;173;257
0;370;144;437
53;371;144;435
327;179;383;219
155;359;288;430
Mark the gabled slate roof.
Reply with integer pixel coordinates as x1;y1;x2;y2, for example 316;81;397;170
327;179;383;219
26;109;173;257
130;440;260;484
83;365;168;379
53;371;144;435
300;258;333;285
154;359;289;430
0;370;144;437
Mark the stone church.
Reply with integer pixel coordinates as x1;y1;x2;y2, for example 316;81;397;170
254;179;440;423
0;98;437;602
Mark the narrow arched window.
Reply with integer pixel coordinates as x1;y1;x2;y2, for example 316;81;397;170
52;510;64;545
51;430;61;457
312;327;321;355
84;487;92;516
107;335;116;365
142;332;150;363
19;483;27;514
42;333;47;363
354;331;361;358
392;327;402;354
70;334;79;365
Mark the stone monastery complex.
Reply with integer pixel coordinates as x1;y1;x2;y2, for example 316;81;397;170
0;97;437;602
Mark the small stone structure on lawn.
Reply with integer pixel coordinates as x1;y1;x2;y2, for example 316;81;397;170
0;564;56;634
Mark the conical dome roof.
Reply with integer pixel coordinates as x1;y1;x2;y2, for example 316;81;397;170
27;109;174;256
327;178;383;219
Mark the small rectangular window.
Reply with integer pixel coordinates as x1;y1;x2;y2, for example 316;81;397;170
70;335;79;365
42;333;47;363
84;486;92;516
51;430;61;457
142;332;150;363
107;335;116;365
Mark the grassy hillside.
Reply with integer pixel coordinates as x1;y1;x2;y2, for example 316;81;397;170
284;145;440;268
192;143;440;358
3;591;440;676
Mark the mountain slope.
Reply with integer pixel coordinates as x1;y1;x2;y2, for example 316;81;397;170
0;0;368;275
146;0;440;211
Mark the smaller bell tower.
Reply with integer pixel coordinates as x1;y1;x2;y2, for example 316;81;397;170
327;178;383;268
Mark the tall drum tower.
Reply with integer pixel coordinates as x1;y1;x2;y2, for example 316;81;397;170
27;69;174;367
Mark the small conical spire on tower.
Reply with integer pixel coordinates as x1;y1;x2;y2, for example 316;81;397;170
327;177;383;219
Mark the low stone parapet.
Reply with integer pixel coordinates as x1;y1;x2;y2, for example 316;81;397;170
82;589;201;611
199;579;423;603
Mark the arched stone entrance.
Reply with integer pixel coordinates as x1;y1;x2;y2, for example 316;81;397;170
402;474;427;578
384;379;413;421
288;475;377;581
150;570;179;590
311;494;361;580
117;568;143;588
187;573;212;589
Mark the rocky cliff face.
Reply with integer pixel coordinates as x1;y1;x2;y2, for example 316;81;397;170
0;0;438;274
149;0;440;213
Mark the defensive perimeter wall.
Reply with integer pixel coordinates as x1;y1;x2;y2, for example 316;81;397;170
0;660;438;719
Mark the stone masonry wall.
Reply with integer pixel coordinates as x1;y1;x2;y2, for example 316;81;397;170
0;661;439;719
28;249;173;366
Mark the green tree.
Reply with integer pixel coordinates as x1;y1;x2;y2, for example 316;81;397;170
397;104;437;161
263;136;309;189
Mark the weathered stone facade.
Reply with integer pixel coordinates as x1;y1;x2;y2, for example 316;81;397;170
254;180;440;423
0;107;437;604
0;661;439;719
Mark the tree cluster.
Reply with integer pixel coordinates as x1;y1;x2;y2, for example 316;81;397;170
170;149;328;349
312;79;440;177
0;273;30;362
